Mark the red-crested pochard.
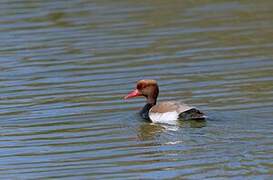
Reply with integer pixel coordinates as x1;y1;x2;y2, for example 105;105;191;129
124;79;206;123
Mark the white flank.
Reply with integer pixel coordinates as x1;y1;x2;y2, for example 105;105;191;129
149;111;179;124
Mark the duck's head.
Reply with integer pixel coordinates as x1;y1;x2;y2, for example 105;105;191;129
124;79;159;104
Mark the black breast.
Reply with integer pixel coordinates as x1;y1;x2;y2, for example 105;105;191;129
139;103;153;121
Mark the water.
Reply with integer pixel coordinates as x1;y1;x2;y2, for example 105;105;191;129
0;0;273;179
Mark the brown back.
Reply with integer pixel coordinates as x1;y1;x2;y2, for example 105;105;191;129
150;101;193;114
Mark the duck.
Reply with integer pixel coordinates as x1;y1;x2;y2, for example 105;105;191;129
124;79;206;123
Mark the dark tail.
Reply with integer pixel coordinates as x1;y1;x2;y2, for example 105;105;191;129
179;108;206;120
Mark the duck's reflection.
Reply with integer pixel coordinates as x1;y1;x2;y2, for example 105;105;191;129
137;120;206;141
137;122;165;141
178;119;207;128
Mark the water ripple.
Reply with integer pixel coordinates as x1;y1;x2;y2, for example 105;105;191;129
0;0;272;179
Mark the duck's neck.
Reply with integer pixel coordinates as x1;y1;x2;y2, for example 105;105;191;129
147;96;157;105
140;86;159;120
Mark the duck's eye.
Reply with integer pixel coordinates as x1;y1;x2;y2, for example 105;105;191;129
137;83;146;90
